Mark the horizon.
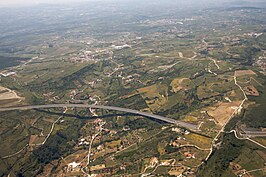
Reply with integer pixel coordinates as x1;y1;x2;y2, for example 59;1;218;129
0;0;266;8
0;0;264;6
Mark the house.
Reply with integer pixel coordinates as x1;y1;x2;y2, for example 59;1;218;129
172;127;181;133
67;162;80;172
184;152;195;159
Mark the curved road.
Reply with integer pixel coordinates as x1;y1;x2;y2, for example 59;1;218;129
0;104;198;130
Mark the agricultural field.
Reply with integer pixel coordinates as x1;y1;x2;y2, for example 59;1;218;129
0;0;266;176
0;86;24;106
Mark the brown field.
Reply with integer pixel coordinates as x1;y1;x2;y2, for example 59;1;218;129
229;162;248;177
253;138;266;147
43;117;57;123
207;101;241;126
157;141;168;155
91;164;106;171
24;117;38;126
0;86;23;106
64;150;87;162
29;135;39;145
179;147;208;167
137;83;168;112
256;151;266;162
182;50;196;58
235;70;256;77
185;133;212;149
105;139;121;149
29;136;45;145
197;84;220;100
46;150;87;176
0;86;6;92
243;85;259;96
0;98;21;106
170;78;191;93
0;86;21;99
119;91;138;99
182;115;198;123
168;166;187;176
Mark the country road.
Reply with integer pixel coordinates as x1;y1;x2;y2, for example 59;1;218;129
203;60;249;162
0;104;198;130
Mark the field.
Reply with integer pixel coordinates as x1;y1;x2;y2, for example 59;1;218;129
235;70;257;77
170;78;192;93
0;86;24;106
137;83;168;112
0;56;30;69
206;101;242;126
184;133;212;149
0;1;266;176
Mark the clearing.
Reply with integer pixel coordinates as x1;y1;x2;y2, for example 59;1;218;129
137;83;168;112
206;101;241;126
170;78;192;93
0;86;23;106
235;70;256;77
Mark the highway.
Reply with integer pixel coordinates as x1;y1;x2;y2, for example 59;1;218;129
242;130;266;138
227;130;266;149
0;104;198;130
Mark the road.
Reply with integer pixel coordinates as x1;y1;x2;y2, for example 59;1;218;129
2;144;29;159
34;107;68;146
87;121;105;167
2;108;68;159
241;130;266;137
204;62;248;162
243;167;266;175
227;130;266;149
213;75;247;141
0;104;198;130
210;58;220;70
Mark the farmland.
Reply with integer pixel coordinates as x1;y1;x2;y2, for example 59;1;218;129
0;0;266;176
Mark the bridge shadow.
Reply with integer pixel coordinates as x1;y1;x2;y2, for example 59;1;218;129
33;108;166;124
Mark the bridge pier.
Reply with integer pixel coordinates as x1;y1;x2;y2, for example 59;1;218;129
74;107;78;117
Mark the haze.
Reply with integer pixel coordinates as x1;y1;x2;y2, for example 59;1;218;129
1;0;266;6
0;0;89;6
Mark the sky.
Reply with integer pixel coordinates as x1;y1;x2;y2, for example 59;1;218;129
0;0;264;6
0;0;89;6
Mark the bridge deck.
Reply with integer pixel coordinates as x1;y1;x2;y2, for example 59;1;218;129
0;104;198;130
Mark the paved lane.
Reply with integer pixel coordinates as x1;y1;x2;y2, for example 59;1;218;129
0;104;198;130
